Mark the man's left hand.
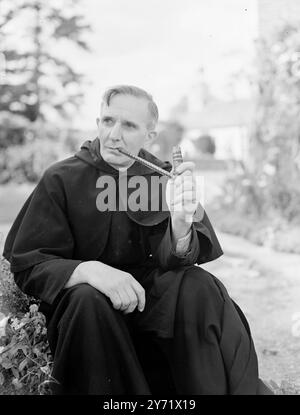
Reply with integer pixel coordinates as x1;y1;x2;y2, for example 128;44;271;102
166;161;198;241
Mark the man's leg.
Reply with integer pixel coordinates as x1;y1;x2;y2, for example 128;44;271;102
44;283;151;394
152;266;262;395
125;327;177;394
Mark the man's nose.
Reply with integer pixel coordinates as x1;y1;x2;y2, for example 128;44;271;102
109;121;122;140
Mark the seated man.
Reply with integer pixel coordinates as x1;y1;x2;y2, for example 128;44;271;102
3;85;272;395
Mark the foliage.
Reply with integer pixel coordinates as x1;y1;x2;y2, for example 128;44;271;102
0;112;29;149
0;257;54;395
0;138;67;183
211;157;300;254
0;0;91;122
211;204;300;255
0;123;83;183
249;24;300;222
0;304;55;395
0;257;37;315
216;24;300;229
213;161;266;217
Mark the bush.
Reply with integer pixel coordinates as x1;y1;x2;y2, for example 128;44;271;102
0;257;54;395
0;305;55;395
0;120;85;184
0;139;68;184
0;124;74;184
211;205;300;255
248;24;300;223
213;160;266;218
0;112;29;149
0;258;37;315
213;24;300;233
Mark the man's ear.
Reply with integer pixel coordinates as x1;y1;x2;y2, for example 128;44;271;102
145;130;157;147
96;117;100;127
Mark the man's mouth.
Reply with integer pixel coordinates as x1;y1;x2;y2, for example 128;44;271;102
107;147;121;151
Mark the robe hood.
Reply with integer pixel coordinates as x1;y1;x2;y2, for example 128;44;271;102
75;137;172;177
74;137;173;226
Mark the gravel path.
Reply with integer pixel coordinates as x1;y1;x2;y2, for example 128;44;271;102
202;231;300;391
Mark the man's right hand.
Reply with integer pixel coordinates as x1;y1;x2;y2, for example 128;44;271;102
65;261;145;314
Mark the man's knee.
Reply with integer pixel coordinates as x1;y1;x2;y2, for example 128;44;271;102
65;283;112;313
176;266;225;339
180;266;224;305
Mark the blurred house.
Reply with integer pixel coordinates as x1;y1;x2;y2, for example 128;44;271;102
150;120;184;163
172;0;300;164
179;98;255;162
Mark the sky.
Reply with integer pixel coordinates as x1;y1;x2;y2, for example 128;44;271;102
59;0;259;128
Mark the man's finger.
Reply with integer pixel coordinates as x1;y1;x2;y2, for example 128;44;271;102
174;178;194;191
172;190;196;205
173;175;195;191
118;288;132;311
130;279;146;311
109;291;122;310
122;285;138;313
174;161;195;175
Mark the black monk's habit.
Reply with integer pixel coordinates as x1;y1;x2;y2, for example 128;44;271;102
3;138;271;394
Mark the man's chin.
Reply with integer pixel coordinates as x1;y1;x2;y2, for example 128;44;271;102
102;152;132;170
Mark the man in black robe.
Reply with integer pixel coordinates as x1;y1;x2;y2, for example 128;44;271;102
3;85;272;395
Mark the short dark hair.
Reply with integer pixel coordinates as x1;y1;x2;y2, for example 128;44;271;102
102;85;159;129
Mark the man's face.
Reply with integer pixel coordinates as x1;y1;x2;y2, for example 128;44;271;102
96;94;156;170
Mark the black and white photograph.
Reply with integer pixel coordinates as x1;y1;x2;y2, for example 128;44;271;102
0;0;300;399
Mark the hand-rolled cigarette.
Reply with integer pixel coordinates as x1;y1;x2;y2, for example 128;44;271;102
117;147;174;178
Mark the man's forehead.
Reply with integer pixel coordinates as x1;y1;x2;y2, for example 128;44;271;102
101;94;150;123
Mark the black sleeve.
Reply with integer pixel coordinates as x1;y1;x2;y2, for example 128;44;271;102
3;169;82;305
148;204;223;271
152;218;200;270
13;259;81;305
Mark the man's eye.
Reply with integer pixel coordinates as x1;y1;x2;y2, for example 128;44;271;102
124;122;136;129
103;118;114;125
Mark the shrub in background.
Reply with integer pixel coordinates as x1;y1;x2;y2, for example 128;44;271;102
249;24;300;222
215;24;300;243
0;121;84;184
0;112;29;149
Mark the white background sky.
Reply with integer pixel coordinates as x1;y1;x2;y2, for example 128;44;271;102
65;0;259;128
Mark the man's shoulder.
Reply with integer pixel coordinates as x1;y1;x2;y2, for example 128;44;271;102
40;154;89;190
43;154;87;179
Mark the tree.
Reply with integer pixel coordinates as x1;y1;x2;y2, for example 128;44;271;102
0;0;91;123
249;23;300;221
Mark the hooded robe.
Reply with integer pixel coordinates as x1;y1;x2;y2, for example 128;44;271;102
2;138;271;394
